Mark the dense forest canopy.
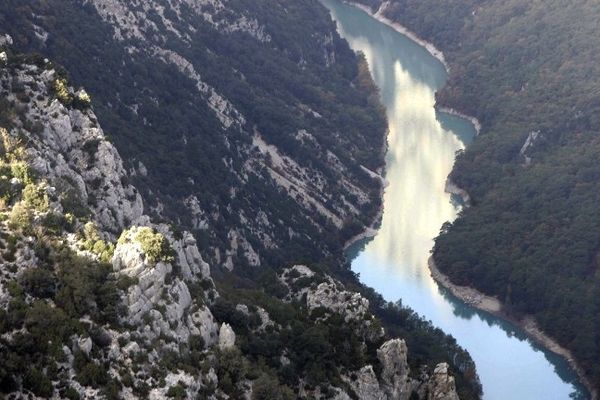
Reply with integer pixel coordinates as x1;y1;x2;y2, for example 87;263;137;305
356;0;600;391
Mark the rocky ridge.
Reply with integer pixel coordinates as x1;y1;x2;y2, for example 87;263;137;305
0;49;231;399
280;265;462;400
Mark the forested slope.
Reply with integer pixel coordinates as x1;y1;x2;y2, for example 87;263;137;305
0;0;483;398
355;0;600;391
0;50;479;399
0;0;387;272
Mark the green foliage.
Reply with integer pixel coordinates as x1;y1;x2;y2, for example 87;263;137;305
80;222;115;263
133;227;173;264
252;374;295;400
20;267;55;298
76;362;109;388
64;386;81;400
215;348;249;396
22;182;49;211
24;301;73;346
55;250;118;323
9;162;30;184
8;201;32;233
166;382;187;399
72;89;92;110
52;78;72;105
23;367;53;397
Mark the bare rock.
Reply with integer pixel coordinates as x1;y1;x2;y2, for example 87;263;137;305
426;363;460;400
344;366;387;400
377;339;413;400
78;337;93;356
218;323;236;350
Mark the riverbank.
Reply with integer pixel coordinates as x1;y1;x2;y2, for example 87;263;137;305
445;179;471;207
436;106;482;136
344;1;449;70
343;1;485;138
334;0;594;397
429;257;598;400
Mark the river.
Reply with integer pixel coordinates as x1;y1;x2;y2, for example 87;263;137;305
320;0;588;399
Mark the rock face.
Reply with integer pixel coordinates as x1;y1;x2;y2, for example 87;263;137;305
282;266;463;400
0;2;475;397
1;62;144;236
377;339;413;399
0;55;225;398
347;366;387;400
425;364;460;400
279;265;384;341
113;225;219;344
218;323;236;350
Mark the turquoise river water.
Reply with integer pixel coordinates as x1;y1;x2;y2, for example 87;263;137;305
321;1;588;399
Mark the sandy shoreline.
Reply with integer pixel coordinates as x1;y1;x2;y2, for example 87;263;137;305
429;257;598;399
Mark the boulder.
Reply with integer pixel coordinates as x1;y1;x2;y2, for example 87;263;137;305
218;323;236;350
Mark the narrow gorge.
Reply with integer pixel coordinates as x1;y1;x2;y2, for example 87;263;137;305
321;0;590;399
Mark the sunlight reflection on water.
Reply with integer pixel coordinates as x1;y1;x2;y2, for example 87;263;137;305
322;0;588;398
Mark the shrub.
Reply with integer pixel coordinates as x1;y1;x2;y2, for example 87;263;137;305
10;161;31;185
134;227;173;264
166;382;187;399
22;182;49;211
20;267;55;298
42;212;73;234
216;348;248;396
8;201;32;233
81;222;115;263
52;78;72;105
76;362;109;388
252;374;295;400
23;367;53;397
24;301;72;344
72;89;92;110
64;387;81;400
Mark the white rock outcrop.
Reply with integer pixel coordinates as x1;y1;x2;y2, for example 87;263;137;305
218;323;236;350
377;339;413;399
279;265;384;340
4;64;144;236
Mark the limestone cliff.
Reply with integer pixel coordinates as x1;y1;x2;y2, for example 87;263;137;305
0;49;230;399
0;0;480;395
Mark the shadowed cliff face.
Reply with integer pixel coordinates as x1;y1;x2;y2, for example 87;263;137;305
0;0;388;272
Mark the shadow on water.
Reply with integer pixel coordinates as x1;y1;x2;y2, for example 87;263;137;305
435;284;589;399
